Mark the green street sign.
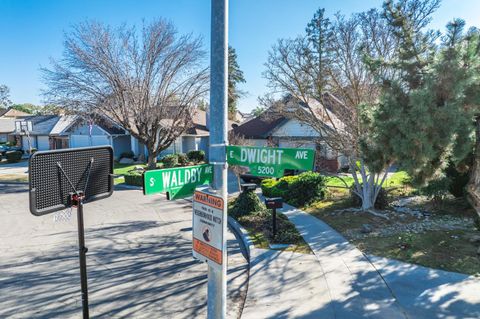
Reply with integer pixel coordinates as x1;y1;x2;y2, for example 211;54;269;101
226;145;315;178
143;164;213;199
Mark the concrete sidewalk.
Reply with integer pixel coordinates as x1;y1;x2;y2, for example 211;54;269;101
242;249;334;318
228;217;336;319
279;201;480;319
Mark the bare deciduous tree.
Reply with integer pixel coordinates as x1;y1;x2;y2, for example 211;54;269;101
0;85;11;109
42;20;209;169
264;9;397;211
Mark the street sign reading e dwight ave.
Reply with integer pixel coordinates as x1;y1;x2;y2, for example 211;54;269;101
226;145;315;178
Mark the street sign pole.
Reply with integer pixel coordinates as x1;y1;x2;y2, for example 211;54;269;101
209;0;228;318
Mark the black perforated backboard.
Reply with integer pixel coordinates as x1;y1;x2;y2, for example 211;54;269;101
29;146;114;216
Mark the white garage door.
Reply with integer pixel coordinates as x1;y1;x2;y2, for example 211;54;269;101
37;136;50;151
70;135;89;148
70;135;111;148
22;136;36;152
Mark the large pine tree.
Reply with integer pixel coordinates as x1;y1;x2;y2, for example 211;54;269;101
228;46;246;120
367;0;480;222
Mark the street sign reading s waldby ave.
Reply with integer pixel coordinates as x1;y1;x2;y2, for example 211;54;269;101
226;145;315;178
143;164;213;199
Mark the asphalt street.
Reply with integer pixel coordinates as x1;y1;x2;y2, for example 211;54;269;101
0;184;248;318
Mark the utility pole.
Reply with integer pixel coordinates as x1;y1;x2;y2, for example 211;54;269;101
208;0;228;318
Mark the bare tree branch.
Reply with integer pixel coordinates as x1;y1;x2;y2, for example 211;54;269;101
42;19;209;169
263;9;396;210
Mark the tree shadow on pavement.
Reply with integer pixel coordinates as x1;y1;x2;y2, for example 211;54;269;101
0;220;248;319
250;243;480;319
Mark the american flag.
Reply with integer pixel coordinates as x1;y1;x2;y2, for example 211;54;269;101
88;120;93;136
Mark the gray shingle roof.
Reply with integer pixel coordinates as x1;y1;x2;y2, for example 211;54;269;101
14;115;77;136
233;112;287;139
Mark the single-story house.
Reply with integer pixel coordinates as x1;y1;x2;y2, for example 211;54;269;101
130;109;230;160
0;118;16;143
13;115;67;152
10;109;234;161
0;108;30;143
66;117;131;159
233;96;348;172
12;115;131;159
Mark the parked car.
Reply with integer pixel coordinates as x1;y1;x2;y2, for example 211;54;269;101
0;145;23;157
240;169;299;184
0;145;9;156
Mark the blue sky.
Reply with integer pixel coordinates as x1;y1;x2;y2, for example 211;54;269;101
1;0;480;112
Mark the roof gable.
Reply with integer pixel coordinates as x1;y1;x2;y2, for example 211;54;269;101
65;116;127;135
0;108;30;118
233;112;287;139
270;118;320;138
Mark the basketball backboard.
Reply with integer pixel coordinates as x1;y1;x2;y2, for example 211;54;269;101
29;146;114;216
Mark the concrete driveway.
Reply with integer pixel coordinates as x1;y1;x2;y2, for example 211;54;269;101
0;160;29;175
0;185;248;318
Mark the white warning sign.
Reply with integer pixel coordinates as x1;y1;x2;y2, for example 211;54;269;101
192;189;224;269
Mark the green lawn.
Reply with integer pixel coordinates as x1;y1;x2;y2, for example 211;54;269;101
354;229;480;276
113;163;146;175
113;162;167;175
305;172;480;276
325;171;412;189
113;163;146;185
325;175;354;188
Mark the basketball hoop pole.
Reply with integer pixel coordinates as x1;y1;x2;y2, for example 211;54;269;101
75;194;89;319
58;157;93;319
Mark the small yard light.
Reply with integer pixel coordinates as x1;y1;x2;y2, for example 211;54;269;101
264;197;283;241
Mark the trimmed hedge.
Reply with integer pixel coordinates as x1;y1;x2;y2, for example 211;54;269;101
120;151;135;159
161;152;202;167
162;154;178;168
230;190;265;218
177;153;189;166
6;150;22;163
187;150;205;163
261;172;326;207
124;171;144;186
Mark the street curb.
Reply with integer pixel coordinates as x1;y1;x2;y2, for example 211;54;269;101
114;184;142;190
0;181;28;185
227;216;254;262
